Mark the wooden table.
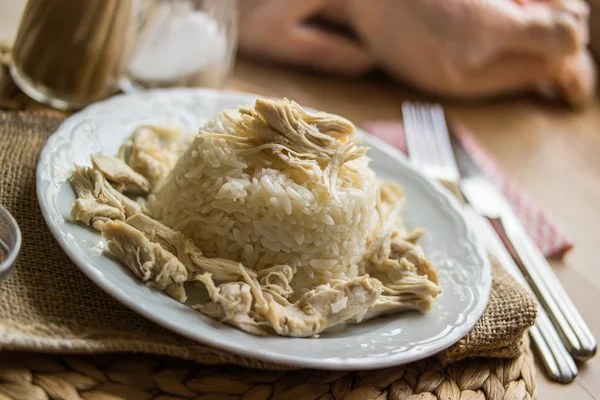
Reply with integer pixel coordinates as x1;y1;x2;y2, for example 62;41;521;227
227;60;600;400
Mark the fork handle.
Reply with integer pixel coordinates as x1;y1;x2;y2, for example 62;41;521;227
489;216;597;360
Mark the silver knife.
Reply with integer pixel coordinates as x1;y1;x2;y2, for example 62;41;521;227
462;206;578;382
451;134;597;360
402;102;578;381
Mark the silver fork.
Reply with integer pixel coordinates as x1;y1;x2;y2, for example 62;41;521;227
402;102;578;383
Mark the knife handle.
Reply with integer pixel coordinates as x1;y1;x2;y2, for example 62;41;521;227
531;312;578;383
464;208;578;382
488;216;597;360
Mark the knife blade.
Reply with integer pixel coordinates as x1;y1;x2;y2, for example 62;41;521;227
450;135;597;360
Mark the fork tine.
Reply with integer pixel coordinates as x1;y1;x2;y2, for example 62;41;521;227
402;102;421;168
404;102;430;171
413;104;430;166
404;102;438;173
419;104;440;169
423;103;451;174
431;104;459;180
402;101;460;183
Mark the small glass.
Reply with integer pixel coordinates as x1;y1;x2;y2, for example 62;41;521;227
0;205;21;284
125;0;238;89
10;0;137;110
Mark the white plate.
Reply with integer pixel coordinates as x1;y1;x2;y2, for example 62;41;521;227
37;88;491;370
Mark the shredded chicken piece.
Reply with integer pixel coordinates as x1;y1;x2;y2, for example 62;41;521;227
360;295;437;320
241;98;360;160
379;178;405;202
196;98;367;200
365;182;405;259
71;167;124;229
243;99;367;199
91;154;151;195
118;126;186;189
98;175;142;218
363;230;441;314
101;221;188;302
71;167;141;230
402;228;427;245
390;235;439;285
126;213;262;283
70;166;142;230
194;274;269;336
195;272;382;337
257;265;296;298
264;276;383;337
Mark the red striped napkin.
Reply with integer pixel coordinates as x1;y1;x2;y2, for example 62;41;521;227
364;121;573;259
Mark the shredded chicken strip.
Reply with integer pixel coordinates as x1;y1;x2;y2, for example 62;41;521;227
363;235;440;314
257;265;296;298
194;274;269;336
91;154;151;195
70;166;141;230
242;99;367;200
390;235;439;285
360;295;438;320
118;126;187;189
263;276;383;337
101;220;188;302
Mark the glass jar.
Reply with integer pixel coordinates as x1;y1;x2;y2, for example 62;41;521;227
125;0;238;89
10;0;137;110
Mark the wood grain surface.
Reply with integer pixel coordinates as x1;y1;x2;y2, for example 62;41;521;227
1;0;599;397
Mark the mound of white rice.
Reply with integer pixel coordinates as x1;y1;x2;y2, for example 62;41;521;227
147;99;379;294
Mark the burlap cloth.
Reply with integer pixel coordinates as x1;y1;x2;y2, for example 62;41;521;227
0;110;538;399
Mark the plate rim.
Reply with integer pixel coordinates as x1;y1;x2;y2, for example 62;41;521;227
36;88;491;370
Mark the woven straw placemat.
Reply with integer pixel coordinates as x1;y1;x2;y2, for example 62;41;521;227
0;110;538;399
0;340;535;400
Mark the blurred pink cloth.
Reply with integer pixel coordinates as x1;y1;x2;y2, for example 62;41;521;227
364;121;573;259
